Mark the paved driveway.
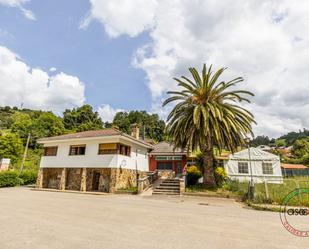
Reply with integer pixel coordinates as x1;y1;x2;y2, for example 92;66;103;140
0;187;307;249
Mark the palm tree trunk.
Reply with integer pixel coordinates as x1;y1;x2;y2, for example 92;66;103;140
202;148;216;187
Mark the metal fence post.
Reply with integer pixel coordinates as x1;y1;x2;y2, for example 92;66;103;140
264;178;269;200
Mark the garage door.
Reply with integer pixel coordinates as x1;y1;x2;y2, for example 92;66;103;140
157;162;173;170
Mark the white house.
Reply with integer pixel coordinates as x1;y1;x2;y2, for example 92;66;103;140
37;128;153;192
224;147;283;184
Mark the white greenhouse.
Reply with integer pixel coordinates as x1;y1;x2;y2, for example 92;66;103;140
224;148;283;184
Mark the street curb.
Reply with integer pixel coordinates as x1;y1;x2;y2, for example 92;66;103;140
183;192;238;199
247;203;282;212
30;188;110;196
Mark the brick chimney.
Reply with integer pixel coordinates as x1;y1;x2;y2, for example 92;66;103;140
131;123;140;140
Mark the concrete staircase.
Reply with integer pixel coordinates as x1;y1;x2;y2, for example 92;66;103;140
152;179;180;195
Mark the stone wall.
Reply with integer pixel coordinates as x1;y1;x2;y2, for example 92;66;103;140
87;168;140;193
66;168;82;191
42;168;62;189
158;170;175;179
99;168;111;192
37;167;145;193
111;168;137;192
85;168;111;192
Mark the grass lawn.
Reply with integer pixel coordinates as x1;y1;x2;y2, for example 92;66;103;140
186;177;309;206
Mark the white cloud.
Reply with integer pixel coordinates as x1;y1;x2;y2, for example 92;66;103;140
80;0;157;37
0;46;85;113
49;67;57;72
85;0;309;138
0;0;36;20
97;104;124;122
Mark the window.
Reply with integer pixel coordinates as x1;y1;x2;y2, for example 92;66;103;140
238;162;249;174
262;163;273;175
69;145;86;155
44;146;58;156
157;162;173;170
119;144;130;156
98;143;118;155
98;143;131;156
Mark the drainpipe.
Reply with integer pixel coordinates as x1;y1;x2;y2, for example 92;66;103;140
135;149;140;189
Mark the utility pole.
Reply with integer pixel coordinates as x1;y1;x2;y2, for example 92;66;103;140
19;133;31;176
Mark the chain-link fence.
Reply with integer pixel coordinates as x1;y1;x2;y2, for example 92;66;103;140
224;177;309;206
253;178;309;206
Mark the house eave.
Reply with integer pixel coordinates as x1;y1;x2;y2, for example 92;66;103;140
38;135;153;149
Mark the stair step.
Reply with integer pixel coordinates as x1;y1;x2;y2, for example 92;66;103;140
154;190;180;193
152;178;181;196
153;192;180;195
156;186;180;190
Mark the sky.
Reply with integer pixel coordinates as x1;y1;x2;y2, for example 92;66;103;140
0;0;308;138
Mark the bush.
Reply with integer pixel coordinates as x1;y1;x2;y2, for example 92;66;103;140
186;165;202;185
0;170;22;187
214;167;227;186
19;170;37;185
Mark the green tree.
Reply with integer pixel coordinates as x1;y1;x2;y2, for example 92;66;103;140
250;135;271;147
0;106;15;129
275;139;286;148
113;112;131;134
31;112;65;140
10;112;32;144
163;64;255;186
278;129;309;146
112;110;165;142
0;133;23;165
291;139;309;158
63;104;103;132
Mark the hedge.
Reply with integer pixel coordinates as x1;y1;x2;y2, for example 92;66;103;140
19;170;38;185
0;170;22;187
0;170;37;187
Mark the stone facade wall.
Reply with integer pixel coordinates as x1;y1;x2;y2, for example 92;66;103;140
86;169;94;191
111;168;137;192
38;167;144;193
36;168;43;188
98;168;111;192
85;168;111;192
158;170;175;179
66;168;82;191
42;168;62;189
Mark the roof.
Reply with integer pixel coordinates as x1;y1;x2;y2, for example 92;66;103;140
281;163;308;169
142;138;155;145
149;141;187;155
37;128;153;148
257;145;271;151
229;147;279;161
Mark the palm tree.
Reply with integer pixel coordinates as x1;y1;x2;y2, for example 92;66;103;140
163;64;256;186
